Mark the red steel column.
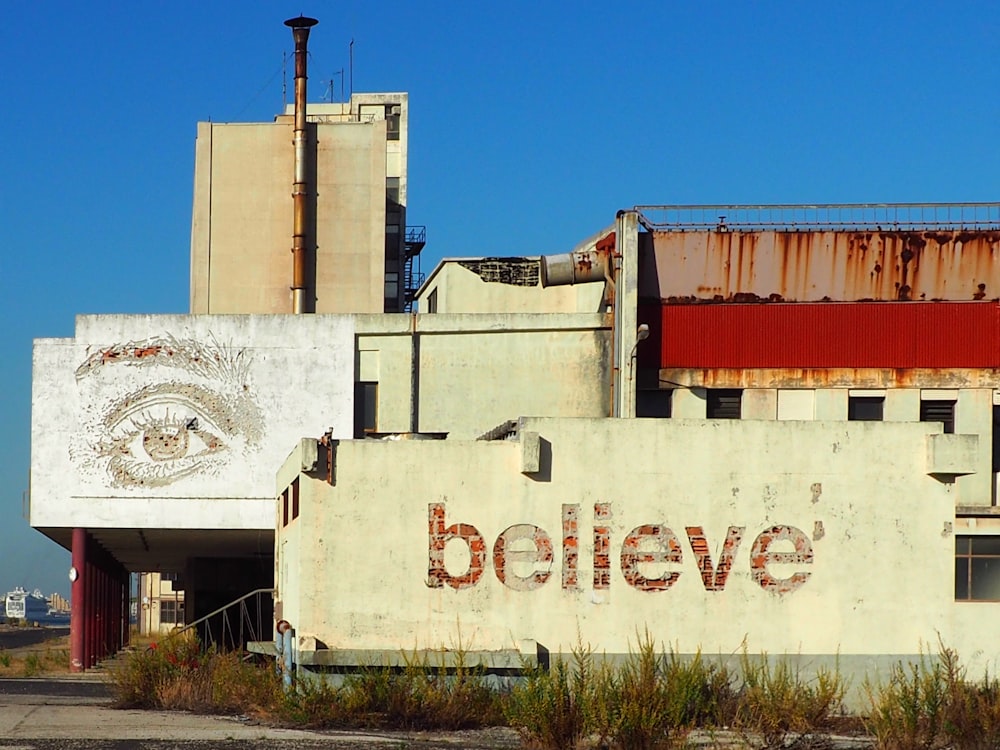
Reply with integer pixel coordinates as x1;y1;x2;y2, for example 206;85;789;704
70;528;87;672
98;567;106;662
86;557;95;668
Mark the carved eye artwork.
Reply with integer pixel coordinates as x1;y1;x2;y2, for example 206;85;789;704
73;334;264;490
96;384;235;487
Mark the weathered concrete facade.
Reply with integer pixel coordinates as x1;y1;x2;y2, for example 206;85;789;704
275;417;980;674
31;313;610;572
190;94;410;315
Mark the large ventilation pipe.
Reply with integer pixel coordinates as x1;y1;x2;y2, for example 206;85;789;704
285;15;319;314
540;249;610;287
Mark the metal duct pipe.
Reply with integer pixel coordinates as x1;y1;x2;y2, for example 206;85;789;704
540;249;609;287
285;15;319;314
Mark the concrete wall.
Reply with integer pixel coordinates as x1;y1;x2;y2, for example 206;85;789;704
190;119;387;314
417;260;606;314
30;312;609;574
276;417;970;665
355;313;610;439
649;380;995;507
31;315;355;532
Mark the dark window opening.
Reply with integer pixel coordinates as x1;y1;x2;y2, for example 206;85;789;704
355;382;378;437
921;399;956;434
385;105;400;141
992;406;1000;473
426;289;438;314
292;477;300;521
707;389;742;419
637;389;672;418
281;488;289;527
386;177;400;205
848;396;884;421
956;536;1000;601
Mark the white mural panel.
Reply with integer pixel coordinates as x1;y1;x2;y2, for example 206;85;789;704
31;314;354;529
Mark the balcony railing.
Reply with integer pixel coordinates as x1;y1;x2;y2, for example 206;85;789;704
635;203;1000;232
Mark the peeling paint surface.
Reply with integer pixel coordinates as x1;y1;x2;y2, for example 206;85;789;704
279;417;956;659
648;229;1000;303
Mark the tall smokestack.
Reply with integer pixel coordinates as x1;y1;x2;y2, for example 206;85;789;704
285;15;319;314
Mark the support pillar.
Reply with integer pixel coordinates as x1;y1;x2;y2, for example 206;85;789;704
70;528;87;672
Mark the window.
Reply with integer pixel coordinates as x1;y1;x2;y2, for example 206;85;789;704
425;289;438;314
386;177;400;205
385;104;400;140
354;382;378;437
956;536;1000;600
384;272;399;306
281;487;289;527
921;399;956;434
637;389;672;418
160;599;185;625
849;396;884;421
707;389;742;419
162;572;179;582
992;406;1000;473
292;477;300;521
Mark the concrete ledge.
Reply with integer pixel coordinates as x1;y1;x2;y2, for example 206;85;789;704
926;433;979;478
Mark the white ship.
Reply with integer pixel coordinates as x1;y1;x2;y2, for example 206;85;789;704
4;587;50;622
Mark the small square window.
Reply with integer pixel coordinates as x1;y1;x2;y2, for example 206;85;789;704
355;382;378;437
921;399;956;434
956;535;1000;601
849;396;884;421
637;389;672;418
707;389;742;419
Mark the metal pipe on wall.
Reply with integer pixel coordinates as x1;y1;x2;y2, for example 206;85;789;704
284;15;319;314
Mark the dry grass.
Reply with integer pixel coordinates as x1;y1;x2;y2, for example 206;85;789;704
0;631;72;677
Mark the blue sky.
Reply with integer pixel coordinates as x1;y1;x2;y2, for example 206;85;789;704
1;1;998;598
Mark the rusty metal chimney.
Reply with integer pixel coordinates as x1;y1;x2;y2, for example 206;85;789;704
285;15;319;314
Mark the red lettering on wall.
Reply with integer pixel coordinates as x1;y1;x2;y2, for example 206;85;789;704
686;526;744;591
621;525;683;591
750;525;813;594
493;524;554;591
562;504;580;590
426;503;486;589
593;503;611;590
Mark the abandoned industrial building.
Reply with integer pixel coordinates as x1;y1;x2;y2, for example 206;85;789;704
28;16;1000;692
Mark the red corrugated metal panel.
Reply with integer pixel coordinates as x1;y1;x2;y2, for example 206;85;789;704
660;302;1000;369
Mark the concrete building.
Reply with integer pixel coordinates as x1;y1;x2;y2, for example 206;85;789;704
26;13;1000;683
190;92;422;315
139;572;185;635
266;203;1000;696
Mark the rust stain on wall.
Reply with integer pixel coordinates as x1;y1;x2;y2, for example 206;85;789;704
652;229;1000;303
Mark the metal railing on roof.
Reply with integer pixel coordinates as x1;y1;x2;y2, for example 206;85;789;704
634;203;1000;232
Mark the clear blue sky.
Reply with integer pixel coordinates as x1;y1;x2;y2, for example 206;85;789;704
1;1;997;598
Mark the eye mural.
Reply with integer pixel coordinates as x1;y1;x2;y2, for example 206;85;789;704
72;334;264;489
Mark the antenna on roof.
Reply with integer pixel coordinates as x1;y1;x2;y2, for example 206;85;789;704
281;50;287;108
